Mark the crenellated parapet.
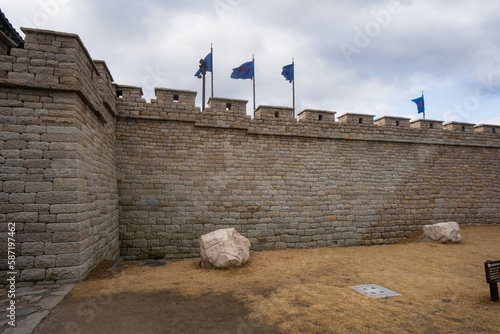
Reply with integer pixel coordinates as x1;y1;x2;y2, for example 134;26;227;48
94;60;117;116
249;105;297;135
338;113;375;126
0;28;116;122
474;124;499;134
254;105;295;121
298;109;337;123
410;119;444;130
195;97;251;129
115;85;200;122
443;121;475;133
113;85;500;146
374;116;411;128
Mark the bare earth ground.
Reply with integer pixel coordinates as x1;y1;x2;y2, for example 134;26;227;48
33;225;499;334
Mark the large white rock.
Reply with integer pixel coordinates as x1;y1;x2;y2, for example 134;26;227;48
423;222;463;243
200;228;251;268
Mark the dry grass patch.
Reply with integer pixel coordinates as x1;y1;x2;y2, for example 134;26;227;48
72;225;500;333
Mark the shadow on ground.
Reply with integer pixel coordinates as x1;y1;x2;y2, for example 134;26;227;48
33;290;279;334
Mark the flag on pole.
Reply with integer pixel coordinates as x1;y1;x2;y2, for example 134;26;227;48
230;61;254;80
412;94;425;114
281;63;294;82
282;60;295;116
194;53;212;77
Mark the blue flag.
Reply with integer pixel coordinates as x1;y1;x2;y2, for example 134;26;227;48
412;95;425;114
230;61;254;80
281;64;294;82
194;53;212;77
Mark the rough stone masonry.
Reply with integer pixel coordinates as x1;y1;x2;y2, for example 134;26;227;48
0;28;499;284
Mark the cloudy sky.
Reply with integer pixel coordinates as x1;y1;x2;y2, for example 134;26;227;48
2;0;500;124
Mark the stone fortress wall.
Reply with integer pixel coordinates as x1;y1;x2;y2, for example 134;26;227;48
1;28;499;283
0;28;119;284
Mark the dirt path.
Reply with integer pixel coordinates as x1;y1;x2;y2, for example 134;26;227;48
32;225;500;334
33;290;279;334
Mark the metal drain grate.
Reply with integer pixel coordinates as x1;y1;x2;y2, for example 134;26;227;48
350;284;401;298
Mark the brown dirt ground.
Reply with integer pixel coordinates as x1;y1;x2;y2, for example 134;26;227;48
34;225;500;334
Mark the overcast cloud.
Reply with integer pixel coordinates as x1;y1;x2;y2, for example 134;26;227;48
1;0;500;124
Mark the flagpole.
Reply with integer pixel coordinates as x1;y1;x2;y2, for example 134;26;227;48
422;90;425;120
252;54;256;115
292;57;295;118
198;58;207;111
202;69;206;111
211;44;214;98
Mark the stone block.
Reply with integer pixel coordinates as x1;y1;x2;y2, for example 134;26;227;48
56;252;87;267
39;215;56;223
49;204;86;214
44;241;83;255
47;126;78;134
17;116;39;125
24;159;52;169
16;256;35;269
133;239;148;248
36;191;81;204
46;264;87;281
25;182;53;193
35;255;56;268
24;223;47;233
21;242;45;256
6;212;39;223
52;231;82;243
21;149;43;159
53;178;86;191
9;193;36;204
0;204;23;214
20;268;46;281
3;180;25;193
46;222;82;233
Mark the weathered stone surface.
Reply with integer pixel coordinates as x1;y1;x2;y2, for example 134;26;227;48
200;228;251;268
0;27;120;285
16;307;38;317
20;268;46;281
36;294;66;310
35;255;56;268
3;310;49;334
423;222;463;243
21;242;45;256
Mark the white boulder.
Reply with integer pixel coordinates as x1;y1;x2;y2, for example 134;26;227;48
200;228;251;268
423;222;463;243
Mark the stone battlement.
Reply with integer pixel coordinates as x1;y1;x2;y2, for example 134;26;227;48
1;27;499;285
114;85;500;147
